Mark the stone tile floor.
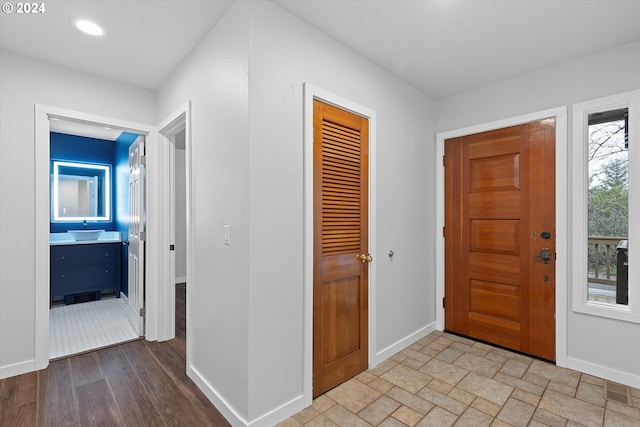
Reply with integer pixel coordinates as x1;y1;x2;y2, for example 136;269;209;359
278;331;640;427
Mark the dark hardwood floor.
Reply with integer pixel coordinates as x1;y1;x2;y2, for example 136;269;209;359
0;282;230;426
168;282;187;359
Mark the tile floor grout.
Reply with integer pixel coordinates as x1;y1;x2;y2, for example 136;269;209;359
49;296;138;359
278;331;640;427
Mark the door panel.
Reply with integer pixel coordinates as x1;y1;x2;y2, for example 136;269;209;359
313;100;369;397
445;120;555;361
128;136;145;336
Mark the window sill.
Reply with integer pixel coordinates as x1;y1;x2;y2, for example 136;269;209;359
572;302;640;324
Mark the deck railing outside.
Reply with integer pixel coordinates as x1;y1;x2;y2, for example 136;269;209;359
587;236;627;285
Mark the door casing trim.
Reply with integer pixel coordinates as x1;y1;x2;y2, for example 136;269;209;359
435;107;568;367
156;103;191;345
303;83;377;406
34;104;156;370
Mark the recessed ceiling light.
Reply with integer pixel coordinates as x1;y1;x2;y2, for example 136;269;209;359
71;18;105;37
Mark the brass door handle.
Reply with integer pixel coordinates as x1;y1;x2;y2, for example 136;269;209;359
356;254;373;263
532;248;552;264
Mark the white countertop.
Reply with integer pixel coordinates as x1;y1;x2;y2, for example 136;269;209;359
50;231;122;246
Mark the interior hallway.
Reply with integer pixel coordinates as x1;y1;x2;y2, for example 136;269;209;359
279;331;640;427
0;283;230;426
3;284;640;426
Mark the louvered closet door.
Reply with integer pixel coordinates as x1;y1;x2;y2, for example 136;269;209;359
313;100;369;397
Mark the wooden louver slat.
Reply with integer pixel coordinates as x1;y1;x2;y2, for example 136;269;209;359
321;119;361;255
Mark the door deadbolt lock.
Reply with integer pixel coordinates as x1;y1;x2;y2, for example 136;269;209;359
356;254;373;264
532;248;552;264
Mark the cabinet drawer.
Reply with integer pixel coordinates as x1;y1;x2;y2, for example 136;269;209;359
51;263;118;296
51;243;120;267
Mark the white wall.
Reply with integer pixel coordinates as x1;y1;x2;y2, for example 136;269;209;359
156;1;251;420
0;50;155;377
436;41;640;385
157;0;435;424
174;143;187;283
246;1;435;420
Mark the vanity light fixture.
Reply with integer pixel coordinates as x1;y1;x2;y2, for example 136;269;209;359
71;18;105;37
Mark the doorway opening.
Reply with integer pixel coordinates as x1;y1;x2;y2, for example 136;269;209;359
303;84;377;405
48;118;144;359
34;105;158;370
157;105;190;360
435;107;568;367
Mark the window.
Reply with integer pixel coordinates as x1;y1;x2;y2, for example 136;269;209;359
587;108;628;305
51;160;111;222
572;90;639;322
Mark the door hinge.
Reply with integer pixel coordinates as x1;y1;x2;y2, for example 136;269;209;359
140;231;147;241
170;244;175;251
139;307;145;317
442;297;446;308
442;226;445;237
442;155;445;167
140;155;147;166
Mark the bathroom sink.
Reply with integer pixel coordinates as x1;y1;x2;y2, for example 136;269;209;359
68;229;105;241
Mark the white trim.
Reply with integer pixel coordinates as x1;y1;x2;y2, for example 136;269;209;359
435;106;568;367
0;360;36;380
303;83;377;406
156;102;191;343
567;357;640;389
375;322;436;365
34;104;154;370
187;365;305;427
571;90;640;323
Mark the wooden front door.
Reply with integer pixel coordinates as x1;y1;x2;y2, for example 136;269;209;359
444;120;556;361
313;100;370;397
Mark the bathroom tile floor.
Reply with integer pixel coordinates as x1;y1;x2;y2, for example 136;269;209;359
49;296;138;359
279;331;640;427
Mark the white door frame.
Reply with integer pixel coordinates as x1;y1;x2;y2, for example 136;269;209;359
34;104;161;369
434;106;568;367
156;102;191;347
303;83;377;406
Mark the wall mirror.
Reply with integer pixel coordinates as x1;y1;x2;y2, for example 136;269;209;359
51;161;111;222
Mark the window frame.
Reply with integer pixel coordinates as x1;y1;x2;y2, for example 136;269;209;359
571;90;640;323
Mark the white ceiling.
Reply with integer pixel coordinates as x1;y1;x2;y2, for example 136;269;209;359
49;117;123;141
2;0;640;99
0;0;234;90
274;0;640;98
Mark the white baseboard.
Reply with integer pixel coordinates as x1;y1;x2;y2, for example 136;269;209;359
188;364;305;427
567;357;640;389
0;359;35;380
175;276;187;284
374;322;437;367
246;394;305;426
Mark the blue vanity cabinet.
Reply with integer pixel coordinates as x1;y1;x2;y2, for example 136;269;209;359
50;243;121;304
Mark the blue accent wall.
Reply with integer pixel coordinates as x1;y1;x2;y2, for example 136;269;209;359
50;131;140;297
50;132;116;233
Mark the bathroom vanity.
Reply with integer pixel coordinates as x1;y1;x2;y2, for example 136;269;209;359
50;231;122;305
